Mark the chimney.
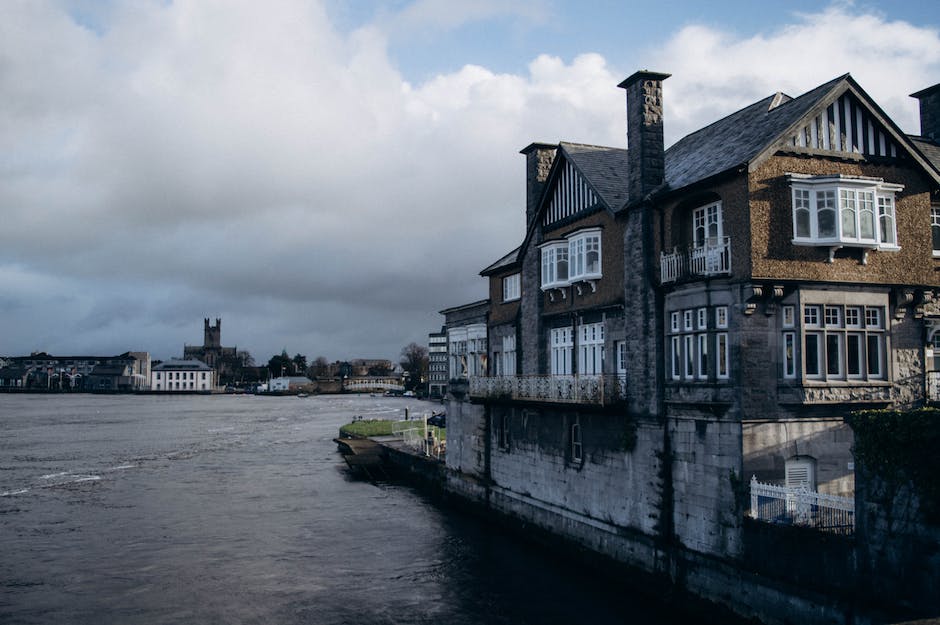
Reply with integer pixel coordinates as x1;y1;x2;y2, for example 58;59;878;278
911;82;940;142
618;70;670;203
520;142;557;227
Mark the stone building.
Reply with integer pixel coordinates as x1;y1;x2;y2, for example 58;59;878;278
446;71;940;622
183;318;237;381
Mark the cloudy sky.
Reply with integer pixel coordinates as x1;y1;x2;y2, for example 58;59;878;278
2;0;939;364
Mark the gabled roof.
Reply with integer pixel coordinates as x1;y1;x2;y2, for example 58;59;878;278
662;75;846;192
560;142;631;210
662;73;940;194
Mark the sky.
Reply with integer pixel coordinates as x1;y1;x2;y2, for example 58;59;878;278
2;0;939;364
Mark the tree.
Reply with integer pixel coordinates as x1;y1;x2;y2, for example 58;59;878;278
399;342;429;391
267;350;293;377
292;353;307;376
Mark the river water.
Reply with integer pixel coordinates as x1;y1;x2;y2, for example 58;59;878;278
1;394;719;624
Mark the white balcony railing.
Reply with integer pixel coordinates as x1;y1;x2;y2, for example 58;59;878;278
468;374;628;406
661;237;732;283
927;371;940;402
749;476;855;535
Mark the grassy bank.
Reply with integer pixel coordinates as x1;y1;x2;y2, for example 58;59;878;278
339;419;445;440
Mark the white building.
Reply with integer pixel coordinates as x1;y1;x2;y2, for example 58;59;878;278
151;359;214;392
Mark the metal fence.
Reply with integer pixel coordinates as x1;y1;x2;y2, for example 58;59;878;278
749;476;855;535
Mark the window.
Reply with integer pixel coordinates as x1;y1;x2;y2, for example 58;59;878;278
716;333;729;379
579;323;605;375
502;273;521;302
783;332;796;378
800;304;885;381
789;174;902;250
497;411;510;450
932;206;940;257
540;242;568;289
570;422;582;463
782;305;795;328
715;306;728;329
568;228;602;282
501;335;517;376
616;341;627;379
550;327;573;375
693;202;723;247
668;307;729;382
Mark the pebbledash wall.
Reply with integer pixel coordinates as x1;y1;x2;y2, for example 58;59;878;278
443;394;885;625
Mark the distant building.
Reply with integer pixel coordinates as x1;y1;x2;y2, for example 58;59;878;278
0;351;149;391
183;318;237;381
427;328;448;398
151;359;214;392
268;376;314;392
440;300;489;381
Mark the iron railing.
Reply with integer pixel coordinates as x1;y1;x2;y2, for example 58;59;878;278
749;476;855;535
468;374;628;406
661;237;732;283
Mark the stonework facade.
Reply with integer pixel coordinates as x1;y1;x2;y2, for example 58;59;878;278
442;71;940;623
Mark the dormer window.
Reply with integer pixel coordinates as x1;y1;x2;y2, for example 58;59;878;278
789;174;902;258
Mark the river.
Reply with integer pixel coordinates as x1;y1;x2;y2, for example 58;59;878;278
1;394;722;624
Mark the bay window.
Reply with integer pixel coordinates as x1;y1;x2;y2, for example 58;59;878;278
568;228;602;282
799;304;885;381
788;174;902;252
540;242;568;289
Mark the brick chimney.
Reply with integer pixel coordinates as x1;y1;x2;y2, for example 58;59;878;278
911;82;940;142
618;71;670;203
520;142;557;227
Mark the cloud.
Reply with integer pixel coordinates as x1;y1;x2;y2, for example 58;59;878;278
0;1;937;362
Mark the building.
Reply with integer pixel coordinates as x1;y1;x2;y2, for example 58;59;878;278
183;318;237;381
151;358;214;392
439;300;489;382
427;328;448;398
446;72;940;622
0;351;150;391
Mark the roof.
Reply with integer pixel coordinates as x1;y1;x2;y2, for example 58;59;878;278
910;136;940;173
480;247;520;276
152;359;214;371
661;75;847;193
439;299;490;316
560;142;631;210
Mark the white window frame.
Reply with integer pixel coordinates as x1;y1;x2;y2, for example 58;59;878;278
540;241;569;290
789;174;902;251
579;322;605;376
716;333;729;380
932;206;940;257
502;273;520;302
567;228;602;282
693;201;723;248
800;304;885;382
550;327;573;375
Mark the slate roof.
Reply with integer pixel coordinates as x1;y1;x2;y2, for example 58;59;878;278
559;142;631;210
153;359;213;371
910;136;940;173
661;74;849;195
480;247;520;276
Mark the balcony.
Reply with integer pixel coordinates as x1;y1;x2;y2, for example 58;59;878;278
661;237;731;284
468;374;628;406
928;372;940;402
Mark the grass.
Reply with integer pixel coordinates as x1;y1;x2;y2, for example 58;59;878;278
339;418;445;440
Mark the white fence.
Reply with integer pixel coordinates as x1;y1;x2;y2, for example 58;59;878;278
749;476;855;535
392;421;445;460
661;237;732;283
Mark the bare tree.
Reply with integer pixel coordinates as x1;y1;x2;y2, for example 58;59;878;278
399;342;429;390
